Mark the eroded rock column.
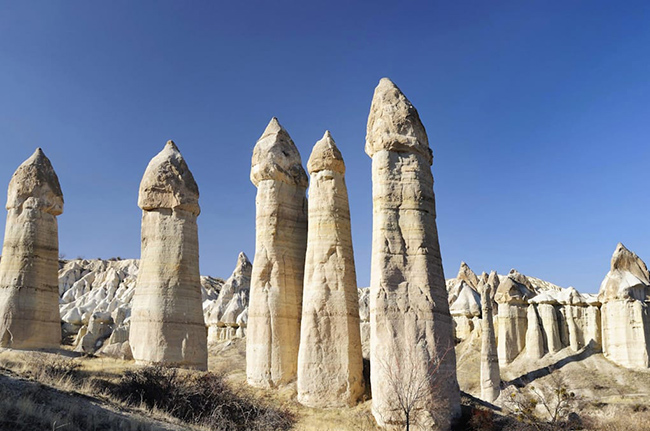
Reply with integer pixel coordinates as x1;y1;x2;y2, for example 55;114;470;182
297;131;364;407
246;118;308;387
480;284;500;403
0;149;63;349
366;78;460;430
129;141;207;370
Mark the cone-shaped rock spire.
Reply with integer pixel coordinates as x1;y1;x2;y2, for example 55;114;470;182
0;148;63;348
297;132;364;407
130;141;207;370
247;118;308;387
365;78;460;429
480;284;500;403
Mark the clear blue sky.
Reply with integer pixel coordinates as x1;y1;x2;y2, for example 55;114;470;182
1;1;649;293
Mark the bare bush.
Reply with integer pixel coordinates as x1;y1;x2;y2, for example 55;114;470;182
101;365;295;431
503;372;579;431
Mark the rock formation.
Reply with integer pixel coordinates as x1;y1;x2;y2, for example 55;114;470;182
529;293;563;354
494;270;535;365
525;304;545;359
599;243;650;368
480;283;500;403
247;118;308;387
296;131;364;408
129;141;207;370
366;78;460;429
0;148;63;349
204;252;252;343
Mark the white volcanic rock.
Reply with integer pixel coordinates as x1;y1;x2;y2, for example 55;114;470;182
495;271;536;365
247;118;308;388
205;253;251;343
129;141;207;370
525;304;545;359
480;283;500;403
0;149;63;349
366;78;460;429
599;243;650;369
297;132;364;408
450;282;482;341
358;287;371;359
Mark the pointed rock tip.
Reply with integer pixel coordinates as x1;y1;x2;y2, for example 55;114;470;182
365;78;432;164
7;147;63;214
307;130;345;174
250;118;307;187
138;140;199;214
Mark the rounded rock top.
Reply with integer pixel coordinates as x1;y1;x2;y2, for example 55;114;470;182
307;131;345;175
7;147;64;215
365;77;433;165
250;117;308;187
138;140;200;215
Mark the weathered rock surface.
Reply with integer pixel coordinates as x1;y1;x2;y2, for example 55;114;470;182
599;243;650;368
247;118;308;388
480;283;500;403
0;149;63;349
204;252;251;343
297;132;364;408
129;141;207;370
366;78;460;429
525;304;545;359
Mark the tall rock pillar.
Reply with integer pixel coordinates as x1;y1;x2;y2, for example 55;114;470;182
130;141;207;370
297;131;364;407
366;78;460;430
598;243;650;369
247;118;308;387
0;149;63;349
480;284;500;403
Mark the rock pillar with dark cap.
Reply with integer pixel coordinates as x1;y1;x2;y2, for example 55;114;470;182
366;78;460;430
129;141;207;370
0;148;63;349
297;131;364;407
246;118;308;387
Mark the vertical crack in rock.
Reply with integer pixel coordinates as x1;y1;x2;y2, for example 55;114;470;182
297;131;364;407
129;141;207;370
247;118;308;388
366;78;460;430
0;148;63;349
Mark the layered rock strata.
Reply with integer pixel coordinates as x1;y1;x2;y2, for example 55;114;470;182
247;118;308;388
366;78;460;429
480;283;500;403
599;243;650;368
296;132;364;408
0;149;64;349
129;141;207;370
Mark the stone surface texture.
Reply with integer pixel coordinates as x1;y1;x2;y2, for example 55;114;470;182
296;132;364;408
129;141;207;370
366;78;460;430
480;284;500;403
247;118;308;388
0;148;63;349
599;243;650;368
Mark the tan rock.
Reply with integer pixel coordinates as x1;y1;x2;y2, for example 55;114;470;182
599;243;650;368
129;141;207;370
246;118;308;387
525;304;545;359
296;132;364;408
0;148;63;349
366;78;460;429
495;272;534;365
480;284;500;403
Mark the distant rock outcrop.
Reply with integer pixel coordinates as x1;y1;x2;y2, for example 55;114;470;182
0;149;63;349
